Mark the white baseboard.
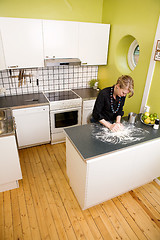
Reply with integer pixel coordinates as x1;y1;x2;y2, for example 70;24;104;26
154;178;160;185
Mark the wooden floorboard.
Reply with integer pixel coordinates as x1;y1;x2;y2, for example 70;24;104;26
0;142;160;240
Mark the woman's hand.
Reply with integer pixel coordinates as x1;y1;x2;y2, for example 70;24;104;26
109;122;124;132
99;119;124;132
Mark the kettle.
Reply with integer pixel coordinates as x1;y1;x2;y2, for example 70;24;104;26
128;112;137;124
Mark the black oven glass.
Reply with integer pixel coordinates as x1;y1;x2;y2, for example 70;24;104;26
55;110;78;128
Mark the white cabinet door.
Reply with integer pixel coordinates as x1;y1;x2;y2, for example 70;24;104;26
0;135;22;185
43;20;78;59
12;106;50;148
82;99;96;125
78;22;110;65
0;17;44;68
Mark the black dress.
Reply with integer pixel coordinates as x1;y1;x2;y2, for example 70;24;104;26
92;86;126;123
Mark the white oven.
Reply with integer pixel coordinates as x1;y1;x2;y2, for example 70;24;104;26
44;90;82;144
50;106;81;144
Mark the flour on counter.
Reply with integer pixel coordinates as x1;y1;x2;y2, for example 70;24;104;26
92;122;149;144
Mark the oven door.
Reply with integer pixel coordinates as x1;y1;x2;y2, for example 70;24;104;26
50;107;81;134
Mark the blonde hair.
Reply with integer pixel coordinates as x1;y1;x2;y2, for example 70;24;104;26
116;75;134;98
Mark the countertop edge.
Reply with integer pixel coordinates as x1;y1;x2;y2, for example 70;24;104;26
66;132;160;162
65;134;86;162
11;102;49;109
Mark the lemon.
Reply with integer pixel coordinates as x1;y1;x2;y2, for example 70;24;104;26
144;112;150;117
142;112;158;124
144;118;151;124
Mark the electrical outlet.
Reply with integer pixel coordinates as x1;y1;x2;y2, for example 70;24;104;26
144;105;150;113
0;87;6;94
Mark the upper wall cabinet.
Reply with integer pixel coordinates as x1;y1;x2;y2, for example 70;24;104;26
0;17;110;69
43;20;79;59
78;22;110;65
0;17;44;69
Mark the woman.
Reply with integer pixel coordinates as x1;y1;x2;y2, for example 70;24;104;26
92;75;134;132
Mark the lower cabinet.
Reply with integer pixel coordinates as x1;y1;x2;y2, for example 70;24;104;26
82;99;96;124
12;106;50;148
0;135;22;192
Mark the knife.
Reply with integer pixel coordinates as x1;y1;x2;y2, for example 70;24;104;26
21;69;24;86
36;69;39;86
9;69;14;86
23;69;26;85
18;69;22;87
29;73;32;83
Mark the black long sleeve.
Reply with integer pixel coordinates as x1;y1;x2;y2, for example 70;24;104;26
92;86;125;123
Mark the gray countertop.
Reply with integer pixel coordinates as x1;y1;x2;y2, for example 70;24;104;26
65;116;160;161
73;88;99;100
0;89;97;109
0;93;49;109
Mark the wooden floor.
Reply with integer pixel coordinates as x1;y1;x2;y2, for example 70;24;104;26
0;143;160;240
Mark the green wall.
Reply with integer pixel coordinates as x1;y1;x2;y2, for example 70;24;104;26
100;0;160;116
147;62;160;115
0;0;160;117
0;0;103;23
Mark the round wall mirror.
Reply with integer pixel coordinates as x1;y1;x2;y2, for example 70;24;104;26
116;35;140;74
128;40;140;71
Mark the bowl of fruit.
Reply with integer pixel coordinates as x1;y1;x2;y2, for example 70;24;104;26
141;112;158;126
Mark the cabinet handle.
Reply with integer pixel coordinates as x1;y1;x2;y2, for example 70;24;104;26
8;65;18;68
82;62;88;65
45;56;55;59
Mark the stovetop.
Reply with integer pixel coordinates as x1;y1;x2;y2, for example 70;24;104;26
44;90;82;110
45;90;80;102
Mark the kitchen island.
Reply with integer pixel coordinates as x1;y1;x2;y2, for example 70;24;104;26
65;118;160;210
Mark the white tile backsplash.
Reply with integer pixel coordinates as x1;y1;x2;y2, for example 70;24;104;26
0;65;98;96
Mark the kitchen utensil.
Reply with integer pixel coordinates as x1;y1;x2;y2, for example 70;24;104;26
9;69;14;86
20;69;23;86
23;69;26;85
0;110;5;120
128;112;137;124
0;121;6;135
18;69;25;87
36;69;39;86
18;69;22;87
29;73;32;83
24;99;39;102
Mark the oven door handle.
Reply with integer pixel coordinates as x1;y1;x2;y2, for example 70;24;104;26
50;106;81;114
